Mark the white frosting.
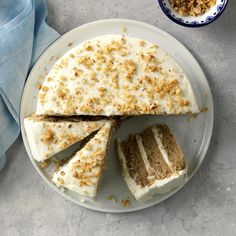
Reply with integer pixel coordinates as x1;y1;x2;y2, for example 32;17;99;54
135;135;155;176
24;117;106;162
36;34;199;116
149;169;187;195
152;126;172;167
52;121;113;198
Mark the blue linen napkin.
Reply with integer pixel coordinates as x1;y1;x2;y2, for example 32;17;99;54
0;0;60;170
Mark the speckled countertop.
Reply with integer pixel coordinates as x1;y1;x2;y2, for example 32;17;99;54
0;0;235;235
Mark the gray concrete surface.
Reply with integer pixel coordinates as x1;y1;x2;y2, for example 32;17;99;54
1;0;236;235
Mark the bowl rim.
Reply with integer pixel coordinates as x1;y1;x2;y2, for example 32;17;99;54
158;0;228;28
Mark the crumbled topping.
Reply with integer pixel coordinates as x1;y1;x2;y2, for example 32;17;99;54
200;106;208;112
36;82;42;90
85;45;93;51
139;40;145;47
38;160;50;169
57;177;64;185
122;26;127;32
78;56;93;69
121;199;130;207
42;129;55;144
169;0;216;16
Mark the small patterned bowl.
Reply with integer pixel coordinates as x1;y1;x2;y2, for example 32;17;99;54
158;0;228;27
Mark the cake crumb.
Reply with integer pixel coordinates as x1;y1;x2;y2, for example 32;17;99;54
121;199;130;207
36;82;42;90
68;42;73;47
38;160;50;169
107;195;117;203
122;26;127;32
200;107;208;112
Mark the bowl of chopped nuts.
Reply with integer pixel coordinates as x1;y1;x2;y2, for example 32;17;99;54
158;0;228;27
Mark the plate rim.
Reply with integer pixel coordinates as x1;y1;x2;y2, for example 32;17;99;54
20;18;214;213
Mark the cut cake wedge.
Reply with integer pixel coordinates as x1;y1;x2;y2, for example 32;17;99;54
52;120;115;198
24;115;107;162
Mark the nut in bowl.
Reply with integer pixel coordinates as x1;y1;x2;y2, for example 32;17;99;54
158;0;228;27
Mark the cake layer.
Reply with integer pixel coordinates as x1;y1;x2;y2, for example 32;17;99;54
120;136;149;187
117;124;188;202
140;128;173;180
36;34;199;116
156;124;186;171
52;120;115;198
24;115;106;162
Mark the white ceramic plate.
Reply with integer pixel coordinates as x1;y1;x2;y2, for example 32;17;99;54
20;19;213;213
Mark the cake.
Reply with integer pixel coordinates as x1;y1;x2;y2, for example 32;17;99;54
24;115;107;162
117;124;187;202
36;34;199;116
52;120;115;198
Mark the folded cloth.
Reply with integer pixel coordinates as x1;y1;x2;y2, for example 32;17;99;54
0;0;60;170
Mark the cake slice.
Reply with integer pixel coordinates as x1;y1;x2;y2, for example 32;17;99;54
52;120;115;198
24;115;106;162
117;124;187;202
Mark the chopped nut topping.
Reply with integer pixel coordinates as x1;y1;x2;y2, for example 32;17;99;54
139;40;145;47
200;106;208;112
78;56;93;68
38;160;50;169
169;0;216;16
42;129;55;144
98;87;107;93
73;68;83;77
85;45;93;51
57;177;64;185
41;86;49;92
121;199;130;207
36;82;42;90
57;87;69;100
178;98;190;107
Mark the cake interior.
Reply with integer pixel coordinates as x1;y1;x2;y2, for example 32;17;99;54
27;114;111;123
140;128;173;180
156;125;186;171
121;136;149;187
120;124;187;188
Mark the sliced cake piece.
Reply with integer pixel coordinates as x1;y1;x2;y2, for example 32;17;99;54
117;124;187;202
24;115;107;162
36;34;199;116
52;120;115;198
